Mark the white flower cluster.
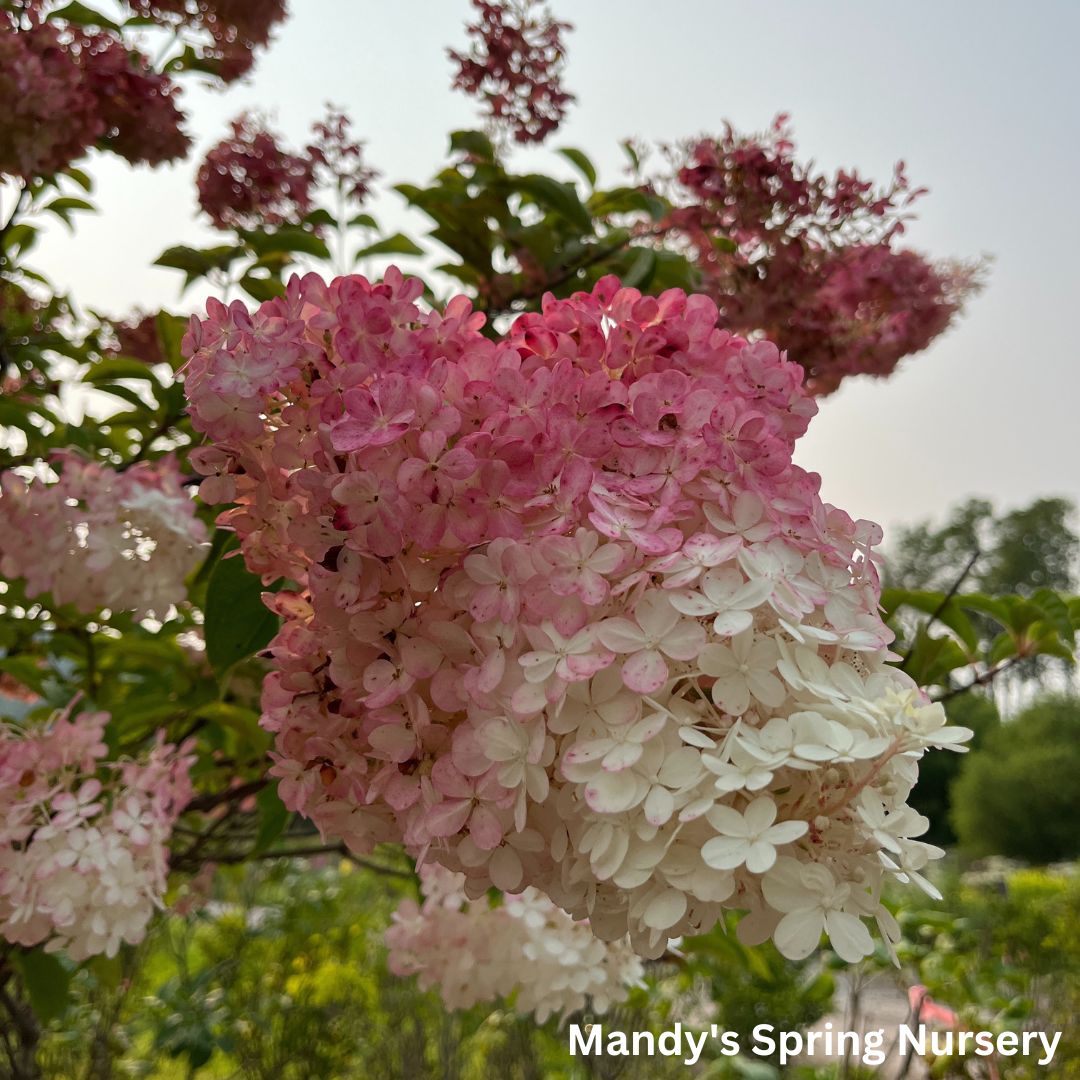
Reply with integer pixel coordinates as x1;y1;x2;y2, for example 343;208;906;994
386;865;643;1022
438;528;973;965
0;453;207;619
0;709;194;960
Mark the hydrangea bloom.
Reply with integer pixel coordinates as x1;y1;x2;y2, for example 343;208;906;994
0;453;207;619
386;864;642;1021
185;268;971;962
0;704;194;960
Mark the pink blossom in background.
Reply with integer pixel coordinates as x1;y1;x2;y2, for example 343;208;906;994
0;703;194;960
0;453;207;619
386;863;642;1021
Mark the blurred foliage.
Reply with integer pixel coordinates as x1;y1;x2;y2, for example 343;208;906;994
881;496;1079;704
881;861;1080;1079
950;696;1080;863
30;857;834;1080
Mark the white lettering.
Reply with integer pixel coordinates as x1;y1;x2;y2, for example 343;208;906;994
606;1031;629;1057
863;1029;885;1066
753;1025;776;1057
1039;1032;1062;1065
684;1030;708;1066
779;1031;803;1065
569;1024;601;1056
899;1025;926;1056
659;1024;682;1057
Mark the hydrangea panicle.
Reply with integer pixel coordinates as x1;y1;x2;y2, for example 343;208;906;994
386;864;642;1020
0;703;194;960
0;453;207;619
449;0;575;145
185;266;971;964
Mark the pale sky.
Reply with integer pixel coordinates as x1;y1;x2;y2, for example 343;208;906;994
16;0;1080;543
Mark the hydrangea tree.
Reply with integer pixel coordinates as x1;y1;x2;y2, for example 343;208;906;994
0;0;1074;1071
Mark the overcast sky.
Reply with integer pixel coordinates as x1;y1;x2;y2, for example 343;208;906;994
16;0;1080;543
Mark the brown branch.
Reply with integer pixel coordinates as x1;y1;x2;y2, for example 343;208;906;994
935;656;1020;705
182;777;268;814
899;547;981;672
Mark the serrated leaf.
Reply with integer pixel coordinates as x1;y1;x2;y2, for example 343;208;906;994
203;545;282;679
355;232;425;259
557;148;597;188
17;949;70;1023
251;781;290;857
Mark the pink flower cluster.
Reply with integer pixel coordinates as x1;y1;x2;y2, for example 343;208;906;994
666;118;979;396
0;453;208;619
386;863;642;1021
185;269;970;961
0;704;194;960
449;0;575;145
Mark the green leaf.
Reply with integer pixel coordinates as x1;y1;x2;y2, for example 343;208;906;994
450;130;496;163
988;631;1019;666
557;148;597;188
302;208;337;228
154;245;245;291
49;1;121;30
203;546;282;679
2;223;38;258
621;140;641;172
193;702;271;752
43;197;95;230
63;167;93;192
355;232;425;259
251;781;290;857
347;213;379;230
239;226;330;261
239;274;287;303
621;247;657;290
512;175;594;233
1031;588;1076;648
85;953;123;991
712;234;738;254
85;357;163;386
156;312;189;370
17;949;70;1024
879;588;979;654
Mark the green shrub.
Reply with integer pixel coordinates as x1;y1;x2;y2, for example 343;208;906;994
951;696;1080;862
